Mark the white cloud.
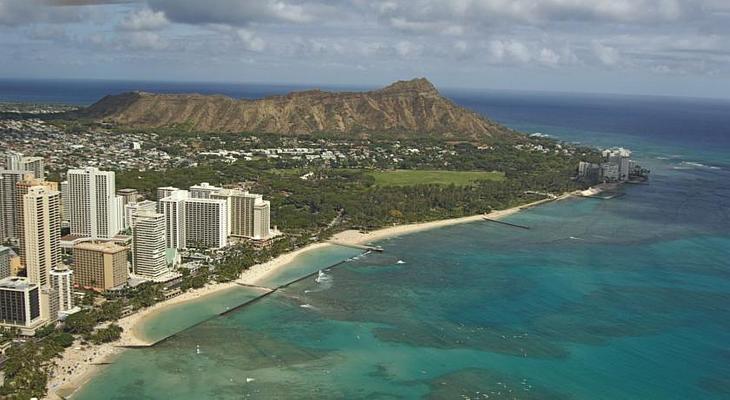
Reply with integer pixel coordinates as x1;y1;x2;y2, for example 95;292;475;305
593;42;620;66
127;31;168;50
119;8;168;31
236;29;266;52
487;40;531;64
538;48;560;66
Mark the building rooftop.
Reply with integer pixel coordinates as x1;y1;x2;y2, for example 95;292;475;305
74;241;127;254
0;276;37;290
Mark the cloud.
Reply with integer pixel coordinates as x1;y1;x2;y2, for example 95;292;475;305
146;0;316;26
236;29;266;52
126;31;167;49
118;8;168;31
593;42;621;66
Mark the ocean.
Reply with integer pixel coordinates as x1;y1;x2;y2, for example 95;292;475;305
3;80;728;399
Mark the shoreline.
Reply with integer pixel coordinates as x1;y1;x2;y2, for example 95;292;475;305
45;190;581;400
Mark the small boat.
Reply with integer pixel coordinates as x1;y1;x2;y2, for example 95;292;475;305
396;260;406;264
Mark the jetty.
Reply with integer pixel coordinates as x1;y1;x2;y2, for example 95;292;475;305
327;240;384;252
126;255;366;348
483;217;530;230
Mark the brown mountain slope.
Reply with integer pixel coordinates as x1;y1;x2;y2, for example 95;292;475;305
77;78;517;140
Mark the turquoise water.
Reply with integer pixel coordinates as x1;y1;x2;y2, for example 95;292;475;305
74;93;730;399
134;245;363;343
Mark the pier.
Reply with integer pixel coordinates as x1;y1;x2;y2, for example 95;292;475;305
327;240;384;252
483;217;530;230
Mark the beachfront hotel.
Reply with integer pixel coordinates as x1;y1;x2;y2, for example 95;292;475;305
50;265;74;314
66;167;124;240
22;186;61;288
72;241;128;291
210;189;272;240
160;190;187;250
132;210;168;279
184;197;228;249
0;276;43;335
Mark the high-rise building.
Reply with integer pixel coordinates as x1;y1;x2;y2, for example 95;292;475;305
116;188;139;206
124;200;157;231
67;167;122;239
16;177;58;266
4;152;45;180
156;186;179;211
160;190;188;250
4;151;23;170
0;277;43;334
73;241;128;291
211;189;272;240
0;170;34;241
253;198;272;240
40;287;59;324
60;180;70;223
132;210;168;279
49;265;74;313
21;157;45;181
0;246;10;280
23;186;61;287
602;148;632;181
184;197;228;249
189;182;222;199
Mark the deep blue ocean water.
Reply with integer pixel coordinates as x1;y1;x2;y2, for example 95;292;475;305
3;80;728;399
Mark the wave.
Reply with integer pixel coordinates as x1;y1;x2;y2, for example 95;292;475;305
530;132;551;138
679;161;722;170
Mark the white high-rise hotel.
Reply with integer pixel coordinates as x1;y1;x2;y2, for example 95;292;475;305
67;167;123;239
132;210;168;278
50;265;74;314
184;197;228;249
160;190;188;250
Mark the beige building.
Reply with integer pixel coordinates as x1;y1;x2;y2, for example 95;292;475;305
23;186;61;287
73;241;128;291
16;177;59;267
211;189;271;240
0;170;34;241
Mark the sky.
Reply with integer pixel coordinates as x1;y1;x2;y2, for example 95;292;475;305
2;0;730;98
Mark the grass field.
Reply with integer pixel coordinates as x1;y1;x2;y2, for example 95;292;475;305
368;170;505;186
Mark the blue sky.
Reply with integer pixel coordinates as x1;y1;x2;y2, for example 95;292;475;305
2;0;730;98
